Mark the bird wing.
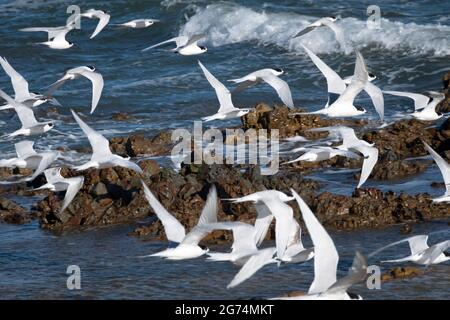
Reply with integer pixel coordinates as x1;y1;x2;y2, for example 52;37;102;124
254;203;275;246
14;104;40;128
25;152;59;182
322;19;346;50
141;180;186;243
332;51;368;107
44;75;70;97
383;90;430;111
334;126;361;148
293;25;318;38
184;34;206;47
142;35;189;52
197;185;219;226
19;26;66;39
408;235;430;256
291;189;339;294
227;247;277;289
43;167;64;183
181;185;219;245
204;221;257;253
261;74;294;109
71;110;112;160
425;241;450;262
79;70;104;114
368;234;429;258
364;82;384;122
198;60;236;113
89;12;110;39
14;140;36;158
423;141;450;194
354;145;378;188
301;44;346;100
112;157;143;174
0;57;30;101
60;176;84;213
327;252;368;295
52;27;72;42
262;198;293;260
233;80;260;93
0;89;39;128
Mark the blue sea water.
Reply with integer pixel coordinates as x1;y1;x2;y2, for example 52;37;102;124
0;0;449;299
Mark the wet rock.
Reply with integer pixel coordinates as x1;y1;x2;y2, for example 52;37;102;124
362;119;436;160
242;104;366;139
0;197;30;224
92;182;108;197
139;159;161;176
110;131;174;158
112;112;134;121
381;266;423;282
368;159;429;181
400;223;413;234
308;188;450;230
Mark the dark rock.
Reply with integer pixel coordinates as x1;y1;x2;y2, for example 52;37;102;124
381;266;422;282
400;223;412;234
92;182;108;197
242;104;366;139
0;197;30;224
112;112;134;121
109;131;174;158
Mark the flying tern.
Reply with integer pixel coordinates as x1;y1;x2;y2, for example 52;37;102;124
198;61;250;122
228;68;294;109
35;167;84;214
46;66;104;114
0;89;54;137
113;19;159;29
80;9;111;39
384;90;445;121
142;182;218;260
370;234;450;266
310;126;379;188
0;140;59;184
71;110;143;173
142;34;207;55
225;190;295;260
274;190;367;300
293;16;348;52
422;141;450;202
0;57;54;109
301;45;384;121
296;50;374;118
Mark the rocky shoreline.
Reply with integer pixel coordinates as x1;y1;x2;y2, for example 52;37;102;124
1;72;450;244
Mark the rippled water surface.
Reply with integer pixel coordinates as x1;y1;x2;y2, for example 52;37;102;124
0;0;449;299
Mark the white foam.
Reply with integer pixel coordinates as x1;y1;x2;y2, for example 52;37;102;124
179;3;450;56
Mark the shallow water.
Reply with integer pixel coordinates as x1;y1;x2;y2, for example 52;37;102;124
0;217;448;299
0;0;449;299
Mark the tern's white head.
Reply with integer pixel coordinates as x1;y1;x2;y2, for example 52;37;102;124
43;123;54;132
368;72;377;82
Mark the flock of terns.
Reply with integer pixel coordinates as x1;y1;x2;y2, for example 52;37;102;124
0;8;449;299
